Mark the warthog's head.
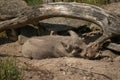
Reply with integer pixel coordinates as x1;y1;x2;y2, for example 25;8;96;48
61;30;86;57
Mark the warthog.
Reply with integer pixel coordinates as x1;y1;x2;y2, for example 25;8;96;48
21;30;86;59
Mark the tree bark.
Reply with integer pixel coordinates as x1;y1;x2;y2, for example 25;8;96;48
0;2;119;32
107;43;120;52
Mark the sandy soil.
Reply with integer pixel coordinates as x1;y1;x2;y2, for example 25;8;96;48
0;35;120;80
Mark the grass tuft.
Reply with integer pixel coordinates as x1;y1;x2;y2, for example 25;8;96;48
25;0;110;6
0;58;23;80
25;0;43;6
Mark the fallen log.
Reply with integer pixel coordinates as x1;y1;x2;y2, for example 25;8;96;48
107;43;120;52
0;2;117;32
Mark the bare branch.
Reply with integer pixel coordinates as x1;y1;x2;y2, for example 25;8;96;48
0;2;119;32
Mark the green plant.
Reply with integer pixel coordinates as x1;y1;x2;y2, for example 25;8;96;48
26;0;43;6
0;58;23;80
25;0;108;6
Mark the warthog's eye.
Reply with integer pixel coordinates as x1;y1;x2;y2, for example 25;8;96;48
65;45;73;53
73;44;79;49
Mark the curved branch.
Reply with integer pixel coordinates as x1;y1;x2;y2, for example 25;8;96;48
0;2;119;33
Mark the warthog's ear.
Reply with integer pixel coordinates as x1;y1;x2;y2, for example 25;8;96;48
68;30;83;44
68;30;79;38
68;30;86;51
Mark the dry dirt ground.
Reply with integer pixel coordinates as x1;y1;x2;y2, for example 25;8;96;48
0;2;120;80
0;41;120;80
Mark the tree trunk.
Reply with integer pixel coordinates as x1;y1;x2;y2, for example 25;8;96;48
0;2;119;32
